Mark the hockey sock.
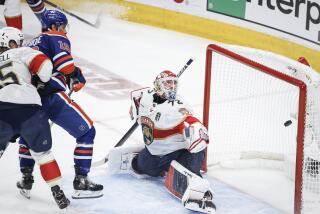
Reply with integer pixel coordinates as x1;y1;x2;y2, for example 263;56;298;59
5;15;22;30
19;145;36;172
31;150;62;187
74;142;93;175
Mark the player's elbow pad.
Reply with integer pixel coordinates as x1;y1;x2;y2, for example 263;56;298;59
184;122;209;153
38;60;53;83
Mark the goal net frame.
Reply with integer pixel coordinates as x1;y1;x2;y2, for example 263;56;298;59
203;43;307;214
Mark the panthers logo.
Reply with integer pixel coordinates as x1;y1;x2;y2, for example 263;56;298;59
141;116;154;145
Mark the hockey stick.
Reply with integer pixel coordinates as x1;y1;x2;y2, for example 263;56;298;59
92;58;195;167
43;0;102;28
91;121;139;167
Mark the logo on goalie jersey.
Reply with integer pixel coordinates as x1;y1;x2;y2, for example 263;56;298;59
141;116;154;145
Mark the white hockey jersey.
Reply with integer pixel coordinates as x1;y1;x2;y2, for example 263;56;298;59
130;87;209;156
0;47;52;105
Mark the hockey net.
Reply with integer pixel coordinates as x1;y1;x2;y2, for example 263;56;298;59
204;44;320;214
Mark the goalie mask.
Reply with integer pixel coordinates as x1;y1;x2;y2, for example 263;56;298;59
154;70;178;101
0;27;24;48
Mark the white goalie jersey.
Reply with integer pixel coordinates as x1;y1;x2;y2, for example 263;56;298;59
130;87;209;156
0;47;52;105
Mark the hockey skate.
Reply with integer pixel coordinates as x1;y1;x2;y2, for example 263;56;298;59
183;191;216;214
72;175;103;199
16;168;34;199
51;185;70;209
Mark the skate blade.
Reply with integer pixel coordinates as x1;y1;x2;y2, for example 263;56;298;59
72;190;103;199
184;201;216;214
19;189;31;199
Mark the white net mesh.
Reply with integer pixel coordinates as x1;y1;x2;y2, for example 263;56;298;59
205;44;320;214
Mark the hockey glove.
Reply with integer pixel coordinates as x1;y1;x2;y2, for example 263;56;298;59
184;122;209;153
31;75;46;90
68;67;86;92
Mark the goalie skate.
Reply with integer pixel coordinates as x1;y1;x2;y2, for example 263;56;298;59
184;191;216;214
72;175;103;199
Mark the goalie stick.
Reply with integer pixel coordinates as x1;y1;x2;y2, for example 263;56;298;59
92;58;195;167
43;0;102;28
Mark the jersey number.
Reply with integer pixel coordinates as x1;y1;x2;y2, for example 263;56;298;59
0;62;19;89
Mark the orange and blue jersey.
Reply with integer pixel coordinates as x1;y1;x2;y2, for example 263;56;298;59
27;31;75;95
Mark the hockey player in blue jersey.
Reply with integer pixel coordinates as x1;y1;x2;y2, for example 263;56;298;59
17;10;103;199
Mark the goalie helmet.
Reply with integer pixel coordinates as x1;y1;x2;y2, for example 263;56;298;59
0;27;24;48
154;70;178;101
41;10;68;31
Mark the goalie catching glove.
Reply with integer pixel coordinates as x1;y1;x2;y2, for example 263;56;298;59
184;121;209;153
67;66;86;92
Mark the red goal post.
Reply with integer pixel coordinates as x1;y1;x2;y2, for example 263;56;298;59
202;43;316;214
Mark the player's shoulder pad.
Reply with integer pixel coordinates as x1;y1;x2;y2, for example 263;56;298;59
8;47;34;58
175;96;194;114
19;47;46;58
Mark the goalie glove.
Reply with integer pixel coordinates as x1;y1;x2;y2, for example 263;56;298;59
67;67;86;92
184;121;209;153
129;88;147;122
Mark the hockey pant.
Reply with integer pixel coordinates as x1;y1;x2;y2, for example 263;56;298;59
0;104;52;152
134;147;205;177
0;104;62;186
19;92;95;176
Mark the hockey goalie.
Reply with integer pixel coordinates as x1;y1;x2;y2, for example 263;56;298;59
107;70;216;213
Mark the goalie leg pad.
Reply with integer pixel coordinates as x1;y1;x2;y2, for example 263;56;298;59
165;160;216;213
107;145;144;176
